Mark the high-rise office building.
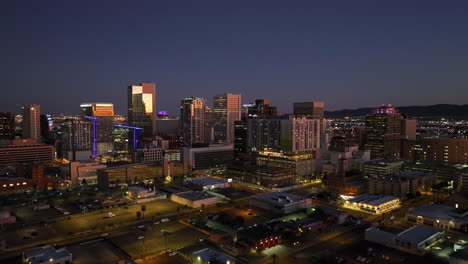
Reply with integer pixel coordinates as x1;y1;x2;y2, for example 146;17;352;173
293;101;326;135
293;102;324;118
365;105;402;159
80;103;115;155
280;116;321;153
22;104;41;142
213;93;241;144
247;119;282;151
128;83;156;139
61;119;93;159
234;120;248;156
247;99;277;119
0;112;15;140
180;97;207;146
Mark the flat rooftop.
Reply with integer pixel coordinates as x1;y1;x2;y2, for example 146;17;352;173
396;225;443;244
348;194;398;206
184;177;225;186
192;248;234;263
174;191;215;201
23;245;71;264
408;204;468;222
251;192;308;207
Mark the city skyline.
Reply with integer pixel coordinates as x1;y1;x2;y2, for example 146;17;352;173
2;1;468;115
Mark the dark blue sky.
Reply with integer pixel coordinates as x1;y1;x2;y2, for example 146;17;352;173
1;0;468;115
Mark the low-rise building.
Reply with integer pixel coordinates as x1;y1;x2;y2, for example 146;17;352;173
126;187;166;203
250;192;312;214
227;164;296;188
68;161;106;185
0;139;55;166
170;191;219;208
255;150;322;182
22;245;72;264
343;194;400;214
184;177;229;191
132;145;163;163
97;163;166;189
182;144;234;171
365;225;445;255
192;248;236;264
407;204;468;231
363;159;404;177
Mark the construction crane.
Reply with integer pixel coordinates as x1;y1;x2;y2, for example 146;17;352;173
114;124;143;149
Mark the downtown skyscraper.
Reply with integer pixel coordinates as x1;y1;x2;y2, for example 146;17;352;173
180;97;207;146
22;104;41;143
213;93;241;144
80;103;115;155
127;83;156;139
365;104;402;159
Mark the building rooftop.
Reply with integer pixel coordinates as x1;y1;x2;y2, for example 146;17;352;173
23;245;71;264
251;192;308;207
408;204;468;222
395;225;443;245
184;177;225;187
174;191;215;201
348;194;398;206
192;248;234;263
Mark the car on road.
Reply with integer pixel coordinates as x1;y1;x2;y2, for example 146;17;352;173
161;218;170;222
169;251;178;256
138;225;145;229
137;236;144;240
101;233;109;237
153;221;160;225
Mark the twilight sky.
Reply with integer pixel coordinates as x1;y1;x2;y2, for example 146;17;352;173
1;0;468;115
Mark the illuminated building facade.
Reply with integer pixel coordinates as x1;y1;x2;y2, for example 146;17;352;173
213;93;241;144
22;104;41;143
247;119;282;151
0;112;15;140
280;116;321;153
128;83;156;139
0;139;54;166
365;105;402;159
402;137;468;164
80;103;115;155
180;97;207;146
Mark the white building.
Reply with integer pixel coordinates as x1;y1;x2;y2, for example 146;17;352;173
170;191;219;208
22;245;72;264
407;204;468;231
280;117;321;153
365;225;445;255
250;192;312;214
343;194;400;214
127;186;166;203
182;144;234;171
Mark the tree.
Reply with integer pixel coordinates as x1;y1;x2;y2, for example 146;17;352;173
81;178;88;186
141;205;147;219
136;211;142;220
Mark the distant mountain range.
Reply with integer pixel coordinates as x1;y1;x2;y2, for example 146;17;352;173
325;104;468;119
